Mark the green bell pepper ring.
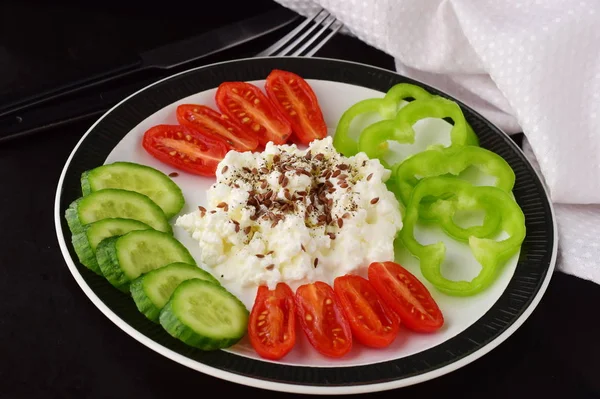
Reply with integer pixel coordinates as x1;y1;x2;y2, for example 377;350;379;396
419;190;503;242
358;96;478;168
399;176;526;296
394;145;515;230
394;145;516;205
333;83;432;157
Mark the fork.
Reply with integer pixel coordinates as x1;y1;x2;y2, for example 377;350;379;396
256;8;343;57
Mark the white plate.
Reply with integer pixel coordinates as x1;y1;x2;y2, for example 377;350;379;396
55;57;557;394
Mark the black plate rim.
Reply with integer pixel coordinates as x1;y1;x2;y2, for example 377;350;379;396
54;56;558;395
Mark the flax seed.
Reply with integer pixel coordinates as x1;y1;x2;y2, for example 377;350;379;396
265;264;275;270
221;166;228;174
337;218;344;228
370;197;380;204
367;173;373;181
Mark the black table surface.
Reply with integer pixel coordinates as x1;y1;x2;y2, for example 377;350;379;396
2;1;599;398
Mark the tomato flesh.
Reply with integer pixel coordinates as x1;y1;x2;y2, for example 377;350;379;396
248;283;296;360
176;104;259;152
368;262;444;333
295;281;352;358
265;69;327;145
333;274;400;348
215;81;292;146
141;124;229;177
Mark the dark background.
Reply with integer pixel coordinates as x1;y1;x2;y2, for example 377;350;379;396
1;0;599;398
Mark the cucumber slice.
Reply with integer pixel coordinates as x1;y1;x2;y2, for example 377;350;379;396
159;279;248;350
81;162;184;218
72;218;152;275
130;262;219;322
65;188;172;235
96;230;195;293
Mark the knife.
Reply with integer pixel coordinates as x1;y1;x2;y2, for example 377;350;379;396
0;6;299;119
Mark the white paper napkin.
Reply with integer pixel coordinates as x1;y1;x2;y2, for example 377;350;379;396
274;0;600;284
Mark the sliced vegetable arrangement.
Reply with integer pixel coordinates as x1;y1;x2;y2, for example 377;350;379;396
141;70;327;176
331;82;526;297
248;261;444;360
63;72;528;363
65;161;247;351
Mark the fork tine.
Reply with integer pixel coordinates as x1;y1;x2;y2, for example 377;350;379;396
255;8;327;57
275;11;330;57
290;17;338;57
303;21;343;57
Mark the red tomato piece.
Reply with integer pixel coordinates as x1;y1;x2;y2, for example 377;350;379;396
265;69;327;145
333;274;400;348
295;281;352;358
368;262;444;333
248;283;297;361
141;124;229;177
176;104;259;152
215;81;292;146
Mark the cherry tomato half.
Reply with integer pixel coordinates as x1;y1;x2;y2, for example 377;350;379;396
176;104;259;152
368;262;444;333
295;281;352;358
141;124;229;177
333;274;400;348
265;69;327;145
248;283;297;361
215;81;292;146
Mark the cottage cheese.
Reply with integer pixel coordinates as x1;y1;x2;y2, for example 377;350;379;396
176;137;402;289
